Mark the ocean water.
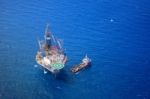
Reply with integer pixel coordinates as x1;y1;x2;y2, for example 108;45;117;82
0;0;150;99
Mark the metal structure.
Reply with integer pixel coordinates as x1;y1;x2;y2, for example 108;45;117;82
36;24;68;73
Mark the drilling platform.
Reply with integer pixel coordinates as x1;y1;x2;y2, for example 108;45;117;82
36;24;68;73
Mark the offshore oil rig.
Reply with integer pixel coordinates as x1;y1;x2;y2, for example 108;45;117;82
36;24;91;74
36;24;68;73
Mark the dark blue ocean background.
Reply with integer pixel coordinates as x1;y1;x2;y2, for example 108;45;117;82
0;0;150;99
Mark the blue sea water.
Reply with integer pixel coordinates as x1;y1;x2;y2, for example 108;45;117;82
0;0;150;99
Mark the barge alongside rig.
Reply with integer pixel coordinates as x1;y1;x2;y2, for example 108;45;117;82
71;55;91;73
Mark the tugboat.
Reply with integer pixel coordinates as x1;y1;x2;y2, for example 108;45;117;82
71;55;91;73
36;24;68;74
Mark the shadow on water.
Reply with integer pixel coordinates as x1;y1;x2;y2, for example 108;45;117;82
55;70;70;81
42;69;75;84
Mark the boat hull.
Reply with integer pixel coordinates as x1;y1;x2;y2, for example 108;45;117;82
71;62;91;73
